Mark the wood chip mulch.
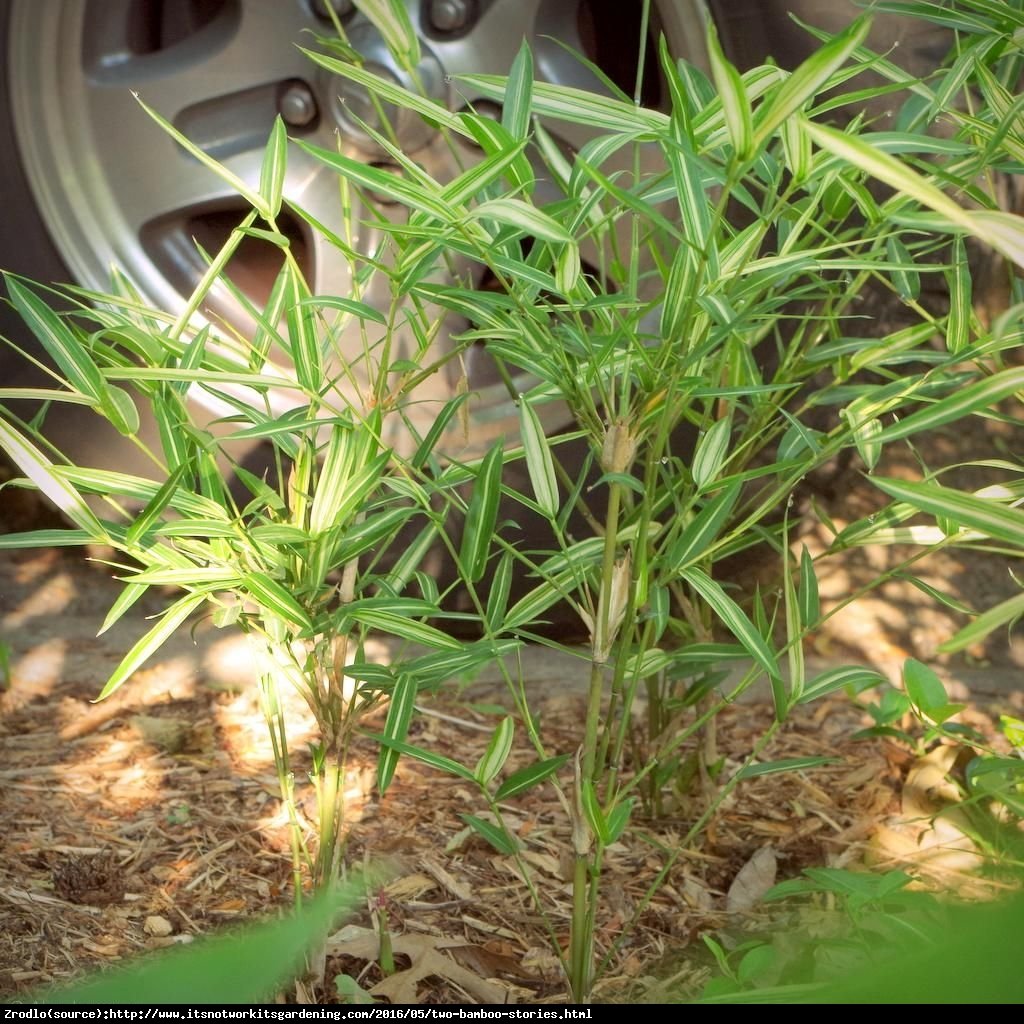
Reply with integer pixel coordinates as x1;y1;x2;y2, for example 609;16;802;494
3;641;1015;1005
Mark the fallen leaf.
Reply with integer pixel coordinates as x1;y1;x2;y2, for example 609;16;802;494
726;845;777;913
327;926;510;1004
143;915;174;937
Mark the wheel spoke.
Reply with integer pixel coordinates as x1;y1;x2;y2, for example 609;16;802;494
84;2;314;120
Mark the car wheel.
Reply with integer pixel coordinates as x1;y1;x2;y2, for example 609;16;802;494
1;0;716;469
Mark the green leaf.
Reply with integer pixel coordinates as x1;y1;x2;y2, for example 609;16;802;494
902;658;947;712
799;546;819;625
367;734;475;781
737;756;839;779
518;396;559;518
126;466;188;545
474;717;515;787
872;476;1024;547
98;583;151;637
580;779;606;844
461;814;519;855
377;673;418;795
783;541;805;704
97;591;207;701
494;754;570;801
886;235;920;301
665;482;741;574
34;881;363;1004
604;797;635;844
682;568;783;699
460;443;504;583
259;115;288;219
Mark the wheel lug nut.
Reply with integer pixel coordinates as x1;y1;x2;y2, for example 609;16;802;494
279;81;318;127
429;0;474;33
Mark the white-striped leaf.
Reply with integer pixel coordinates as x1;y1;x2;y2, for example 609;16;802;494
243;571;314;631
369;734;475;781
518;396;559;518
0;415;103;536
692;417;732;491
294;140;455;220
799;546;819;626
754;14;871;146
945;235;971;353
798;665;887;704
353;0;420;71
347;608;462;650
502;40;534;141
665;482;740;574
940;591;1024;655
872;476;1024;547
300;48;465;134
682;567;782;693
806;120;1024;270
460;443;504;583
706;17;752;158
475;717;515;787
259;115;288;219
96;591;207;700
285;265;322;394
134;94;269;218
873;367;1024;444
454;74;669;135
468;198;573;243
377;672;418;795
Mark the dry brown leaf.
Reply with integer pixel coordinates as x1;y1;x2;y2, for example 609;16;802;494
384;873;438;902
327;925;510;1004
725;845;777;913
903;746;960;819
143;915;174;937
421;857;472;902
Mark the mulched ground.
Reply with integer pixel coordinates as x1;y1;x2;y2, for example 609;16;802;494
1;551;1018;1004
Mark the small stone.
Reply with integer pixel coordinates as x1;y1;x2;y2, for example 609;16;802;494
144;915;174;937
